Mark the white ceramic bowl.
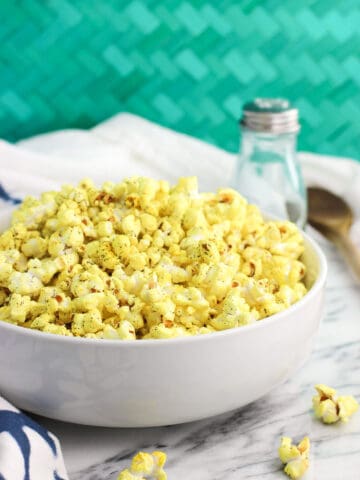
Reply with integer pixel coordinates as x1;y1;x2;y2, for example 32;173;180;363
0;229;327;427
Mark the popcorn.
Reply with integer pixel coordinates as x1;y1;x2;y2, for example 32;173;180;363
61;226;84;248
117;320;136;340
9;294;32;323
96;220;114;237
8;272;43;296
279;436;310;479
21;236;48;258
27;258;60;284
0;176;307;339
210;289;253;330
313;384;359;424
31;313;54;330
117;451;167;480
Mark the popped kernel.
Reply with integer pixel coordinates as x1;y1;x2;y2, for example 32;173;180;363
0;176;308;340
279;436;310;479
9;293;32;323
313;384;359;424
117;451;167;480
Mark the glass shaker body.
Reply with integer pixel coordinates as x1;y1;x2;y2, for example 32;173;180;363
234;101;307;228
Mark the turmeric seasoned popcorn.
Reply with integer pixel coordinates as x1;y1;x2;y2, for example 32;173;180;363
117;451;167;480
0;176;307;339
279;436;310;479
313;384;359;424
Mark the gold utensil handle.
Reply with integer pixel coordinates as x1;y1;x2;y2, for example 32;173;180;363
328;231;360;284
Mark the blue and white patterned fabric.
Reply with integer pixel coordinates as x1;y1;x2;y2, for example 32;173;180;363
0;396;68;480
0;183;21;206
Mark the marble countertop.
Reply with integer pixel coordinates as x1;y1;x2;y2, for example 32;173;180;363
32;231;360;480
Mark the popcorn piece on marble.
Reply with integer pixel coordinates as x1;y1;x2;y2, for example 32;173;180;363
313;384;359;424
117;451;167;480
279;436;310;479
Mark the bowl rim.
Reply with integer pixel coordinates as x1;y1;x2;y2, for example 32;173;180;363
0;228;327;348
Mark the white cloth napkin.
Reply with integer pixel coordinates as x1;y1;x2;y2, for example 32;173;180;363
0;113;360;480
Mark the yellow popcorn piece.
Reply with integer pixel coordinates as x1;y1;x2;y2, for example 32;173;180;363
31;313;54;330
21;236;48;258
131;452;154;475
0;176;307;339
9;294;32;323
27;258;60;284
117;320;136;340
8;272;43;296
337;396;359;421
96;220;114;237
117;470;140;480
313;384;359;424
279;436;310;479
117;451;167;480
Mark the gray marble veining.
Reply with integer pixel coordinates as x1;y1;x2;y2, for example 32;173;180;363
37;232;360;480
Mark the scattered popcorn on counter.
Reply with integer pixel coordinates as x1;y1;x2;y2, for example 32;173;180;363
279;436;310;479
0;176;307;339
313;384;359;424
117;451;167;480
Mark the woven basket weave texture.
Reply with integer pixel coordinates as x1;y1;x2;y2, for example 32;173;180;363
0;0;359;159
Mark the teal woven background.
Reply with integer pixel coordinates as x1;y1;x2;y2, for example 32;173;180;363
1;0;360;159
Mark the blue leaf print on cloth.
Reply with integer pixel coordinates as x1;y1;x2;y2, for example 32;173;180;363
0;410;66;480
0;183;21;204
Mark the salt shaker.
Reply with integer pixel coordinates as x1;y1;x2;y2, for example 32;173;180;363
234;98;306;227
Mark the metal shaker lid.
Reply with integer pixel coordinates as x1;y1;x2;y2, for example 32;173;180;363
240;98;300;134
